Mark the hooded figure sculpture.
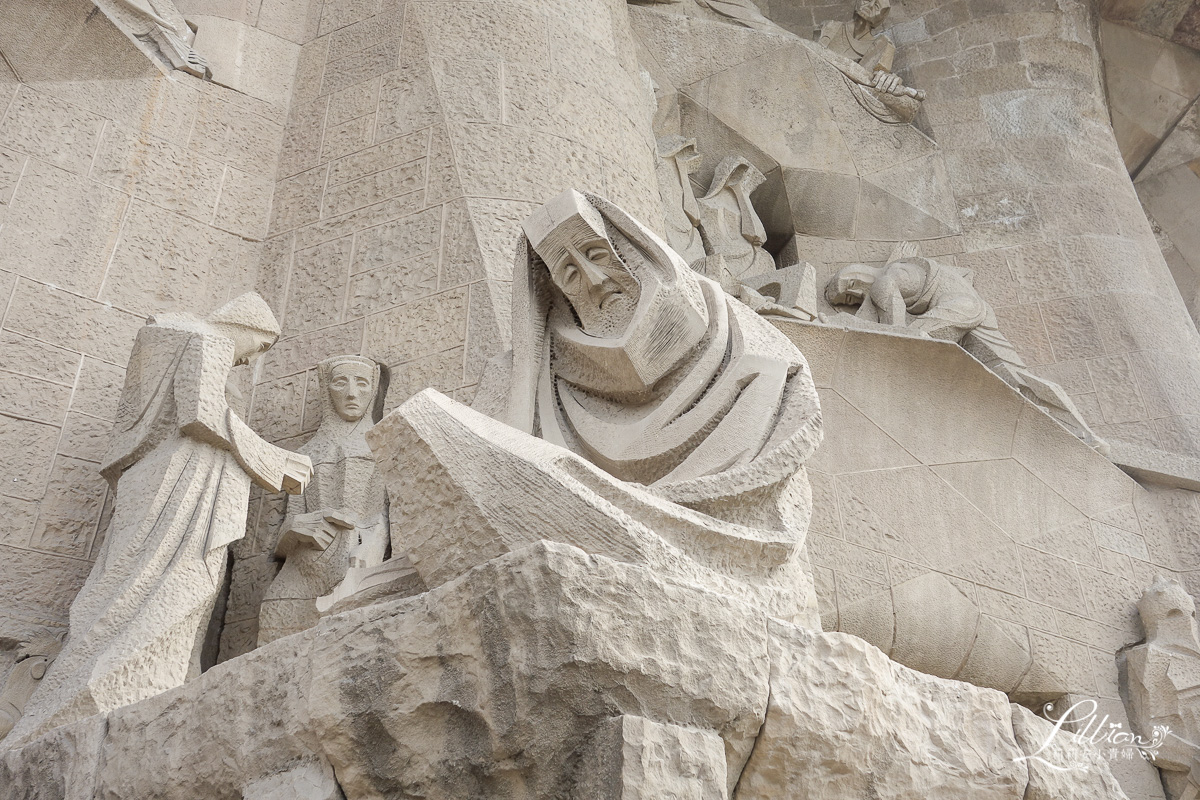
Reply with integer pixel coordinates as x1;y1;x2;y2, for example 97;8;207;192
7;293;311;744
501;189;822;531
257;356;388;645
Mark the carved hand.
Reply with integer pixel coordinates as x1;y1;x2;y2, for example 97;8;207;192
281;453;314;495
284;510;351;552
871;70;903;95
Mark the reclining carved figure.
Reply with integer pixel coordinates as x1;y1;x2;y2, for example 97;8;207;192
825;253;1107;452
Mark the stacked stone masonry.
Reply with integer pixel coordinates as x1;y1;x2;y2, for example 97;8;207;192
0;0;1199;797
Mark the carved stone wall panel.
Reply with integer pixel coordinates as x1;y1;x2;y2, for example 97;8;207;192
779;320;1165;794
0;0;293;654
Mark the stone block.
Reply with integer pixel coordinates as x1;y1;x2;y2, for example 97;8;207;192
284;236;353;336
101;201;259;318
0;493;38;550
0;369;71;426
191;18;299;112
294;190;424;250
318;0;379;36
363;287;467;367
91;124;224;224
346;251;439;318
258;321;364;382
27;456;108;559
189;93;285;179
322;158;423;217
277;97;329;180
0;87;104;176
735;620;1028;800
320;39;399;97
328;129;426;187
0;159;128;297
0;415;62;501
270;165;328;235
351;205;442;274
214;168;273;240
57;413;110;464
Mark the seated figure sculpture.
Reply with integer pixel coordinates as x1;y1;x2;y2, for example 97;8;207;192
107;0;211;78
824;253;1107;451
814;0;923;123
504;189;821;516
257;356;389;646
352;190;823;624
6;293;312;744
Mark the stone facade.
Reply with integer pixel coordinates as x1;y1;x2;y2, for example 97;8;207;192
1;0;1200;797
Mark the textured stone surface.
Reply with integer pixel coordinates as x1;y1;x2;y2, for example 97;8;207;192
2;543;1120;799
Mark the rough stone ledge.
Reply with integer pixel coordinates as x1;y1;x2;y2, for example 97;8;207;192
0;541;1129;799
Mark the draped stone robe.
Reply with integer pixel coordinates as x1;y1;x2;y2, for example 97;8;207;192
8;318;290;743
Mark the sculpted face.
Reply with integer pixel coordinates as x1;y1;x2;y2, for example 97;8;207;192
825;265;880;306
328;362;375;422
217;326;276;367
855;0;890;27
534;216;641;338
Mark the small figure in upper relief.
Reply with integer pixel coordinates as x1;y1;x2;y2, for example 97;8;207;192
257;356;389;646
823;249;1108;452
7;293;311;744
815;0;924;123
109;0;211;78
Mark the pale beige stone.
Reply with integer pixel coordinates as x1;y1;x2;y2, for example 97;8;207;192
258;355;387;645
6;294;311;744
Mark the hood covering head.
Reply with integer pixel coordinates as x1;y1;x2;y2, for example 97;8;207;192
500;189;822;518
206;292;282;338
506;189;710;433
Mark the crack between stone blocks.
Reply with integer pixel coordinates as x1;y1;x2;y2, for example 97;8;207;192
730;679;771;799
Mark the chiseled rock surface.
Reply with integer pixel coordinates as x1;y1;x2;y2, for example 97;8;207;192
0;715;105;800
1010;704;1130;800
2;543;1123;799
735;620;1029;800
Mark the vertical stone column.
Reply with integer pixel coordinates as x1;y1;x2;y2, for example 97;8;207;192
880;0;1200;461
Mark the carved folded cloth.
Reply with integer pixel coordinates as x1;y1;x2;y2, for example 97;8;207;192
503;193;822;509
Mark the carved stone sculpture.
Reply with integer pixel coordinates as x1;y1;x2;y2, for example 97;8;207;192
693;156;775;286
655;135;707;265
0;632;65;740
1124;577;1200;800
104;0;211;78
632;0;784;32
823;252;1107;451
814;0;923;123
6;293;311;744
506;189;820;507
257;356;389;646
353;189;819;621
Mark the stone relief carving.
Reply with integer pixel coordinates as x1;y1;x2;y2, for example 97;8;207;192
652;139;820;320
814;0;924;123
257;356;389;647
0;632;65;741
104;0;211;78
693;156;775;286
823;250;1108;451
655;135;707;265
1124;576;1200;800
6;293;311;745
505;189;821;507
631;0;784;32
